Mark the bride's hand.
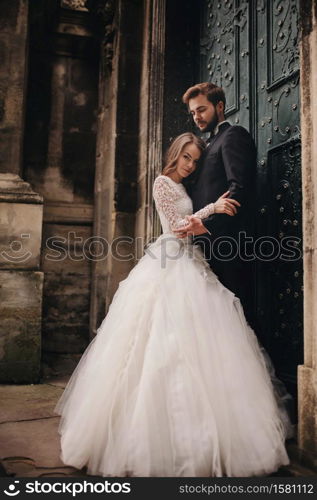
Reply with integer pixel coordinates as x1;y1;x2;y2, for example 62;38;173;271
214;191;241;216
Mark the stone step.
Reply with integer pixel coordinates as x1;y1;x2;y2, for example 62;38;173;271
274;462;317;477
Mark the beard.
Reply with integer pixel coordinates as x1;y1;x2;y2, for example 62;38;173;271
200;110;219;134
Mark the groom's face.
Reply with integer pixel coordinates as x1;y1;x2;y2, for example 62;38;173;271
188;94;219;134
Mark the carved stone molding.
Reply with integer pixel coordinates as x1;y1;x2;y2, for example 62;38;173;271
86;0;116;72
144;0;166;240
60;0;88;11
0;174;43;204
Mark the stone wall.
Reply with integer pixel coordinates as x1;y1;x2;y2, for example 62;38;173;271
0;0;44;383
23;1;99;375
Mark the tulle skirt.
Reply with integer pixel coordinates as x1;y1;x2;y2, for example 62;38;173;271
54;233;293;477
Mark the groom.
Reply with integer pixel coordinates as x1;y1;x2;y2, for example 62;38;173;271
175;82;257;328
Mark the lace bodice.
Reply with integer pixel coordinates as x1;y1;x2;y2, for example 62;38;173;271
153;175;215;234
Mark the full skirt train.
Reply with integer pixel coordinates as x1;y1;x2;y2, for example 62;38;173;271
55;234;293;477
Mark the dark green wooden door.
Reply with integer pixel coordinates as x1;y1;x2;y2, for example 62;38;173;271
200;0;302;395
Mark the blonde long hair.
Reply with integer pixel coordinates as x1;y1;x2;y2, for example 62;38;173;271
162;133;206;176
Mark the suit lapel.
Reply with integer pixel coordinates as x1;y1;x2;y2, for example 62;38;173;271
192;122;231;189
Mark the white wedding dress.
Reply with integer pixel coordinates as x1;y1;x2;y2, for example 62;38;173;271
55;174;293;477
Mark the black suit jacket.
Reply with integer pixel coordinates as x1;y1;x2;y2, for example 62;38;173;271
186;122;257;327
189;122;256;246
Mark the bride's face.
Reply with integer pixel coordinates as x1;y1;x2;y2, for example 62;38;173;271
176;143;201;179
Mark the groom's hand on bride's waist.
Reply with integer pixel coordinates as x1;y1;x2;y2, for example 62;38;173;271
173;217;210;239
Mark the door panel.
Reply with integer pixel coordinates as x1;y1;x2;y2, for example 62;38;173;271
200;0;302;395
200;0;251;129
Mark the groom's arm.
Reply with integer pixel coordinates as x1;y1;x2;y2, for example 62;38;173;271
203;126;256;236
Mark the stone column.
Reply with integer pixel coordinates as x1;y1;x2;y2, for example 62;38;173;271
135;0;166;244
0;0;43;382
297;0;317;469
87;0;118;337
88;0;144;337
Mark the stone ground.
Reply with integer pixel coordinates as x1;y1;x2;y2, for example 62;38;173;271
0;379;315;478
0;378;87;478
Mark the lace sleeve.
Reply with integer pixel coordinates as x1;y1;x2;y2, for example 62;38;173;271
193;204;215;219
153;176;215;230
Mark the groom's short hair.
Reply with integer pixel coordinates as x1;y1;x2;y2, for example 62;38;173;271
182;82;226;109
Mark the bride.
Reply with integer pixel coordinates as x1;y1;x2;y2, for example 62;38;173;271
54;132;293;477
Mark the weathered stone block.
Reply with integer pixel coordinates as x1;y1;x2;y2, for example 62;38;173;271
42;272;90;354
0;201;43;270
0;270;43;383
